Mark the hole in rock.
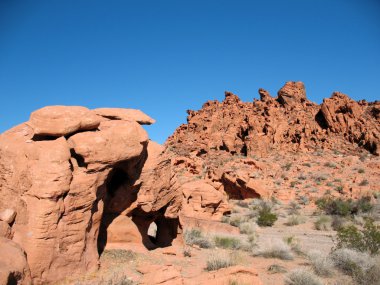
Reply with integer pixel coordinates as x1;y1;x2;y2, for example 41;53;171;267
147;221;157;243
131;210;179;250
97;158;179;255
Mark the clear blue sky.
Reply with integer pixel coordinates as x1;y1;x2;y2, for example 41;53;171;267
1;0;379;143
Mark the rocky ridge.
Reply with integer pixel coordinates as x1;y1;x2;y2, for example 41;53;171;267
164;81;379;202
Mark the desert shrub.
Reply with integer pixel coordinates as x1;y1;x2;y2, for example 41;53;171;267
221;216;230;223
359;179;369;186
314;175;328;182
246;233;258;247
302;162;312;167
307;250;334;277
299;196;309;205
335;219;380;255
283;162;292;171
288;201;301;215
214;236;241;250
228;215;246;227
286;215;306;226
284;236;304;256
255;239;294;260
316;196;373;217
358;168;365;173
257;202;277;227
335;185;344;193
284;268;323;285
314;215;331;230
316;197;352;216
184;228;213;248
331;215;348;231
330;248;380;285
100;249;136;263
205;251;238;271
324;162;336;168
298;175;307;181
238;221;256;235
267;264;287;274
356;196;373;213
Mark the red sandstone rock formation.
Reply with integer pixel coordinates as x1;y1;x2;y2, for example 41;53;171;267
164;81;379;203
0;81;378;284
0;107;176;284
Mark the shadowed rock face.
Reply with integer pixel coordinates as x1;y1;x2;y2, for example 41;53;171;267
0;107;178;284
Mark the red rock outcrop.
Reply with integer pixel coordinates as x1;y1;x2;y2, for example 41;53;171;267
320;92;379;155
165;81;379;203
0;107;178;284
0;82;378;284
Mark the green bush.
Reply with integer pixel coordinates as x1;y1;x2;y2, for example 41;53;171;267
315;196;373;216
214;236;241;249
257;207;277;227
335;219;380;255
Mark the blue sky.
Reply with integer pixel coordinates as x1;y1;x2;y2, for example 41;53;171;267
1;0;379;143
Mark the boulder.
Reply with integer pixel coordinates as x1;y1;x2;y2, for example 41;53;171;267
28;106;100;136
277;81;307;106
0;237;31;285
93;108;156;125
180;181;229;220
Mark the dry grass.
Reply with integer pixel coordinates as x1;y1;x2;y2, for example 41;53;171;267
307;250;334;277
254;239;294;260
184;228;213;248
284;268;323;285
205;251;239;271
330;248;380;285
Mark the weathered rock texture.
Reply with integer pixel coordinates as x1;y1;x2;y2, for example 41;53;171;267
0;107;178;284
0;82;379;284
0;237;31;285
164;81;379;204
168;81;379;157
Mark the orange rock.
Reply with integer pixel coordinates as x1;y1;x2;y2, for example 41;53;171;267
28;106;100;136
191;265;262;285
180;181;229;220
0;221;11;239
93;108;156;125
0;237;31;285
137;264;183;285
